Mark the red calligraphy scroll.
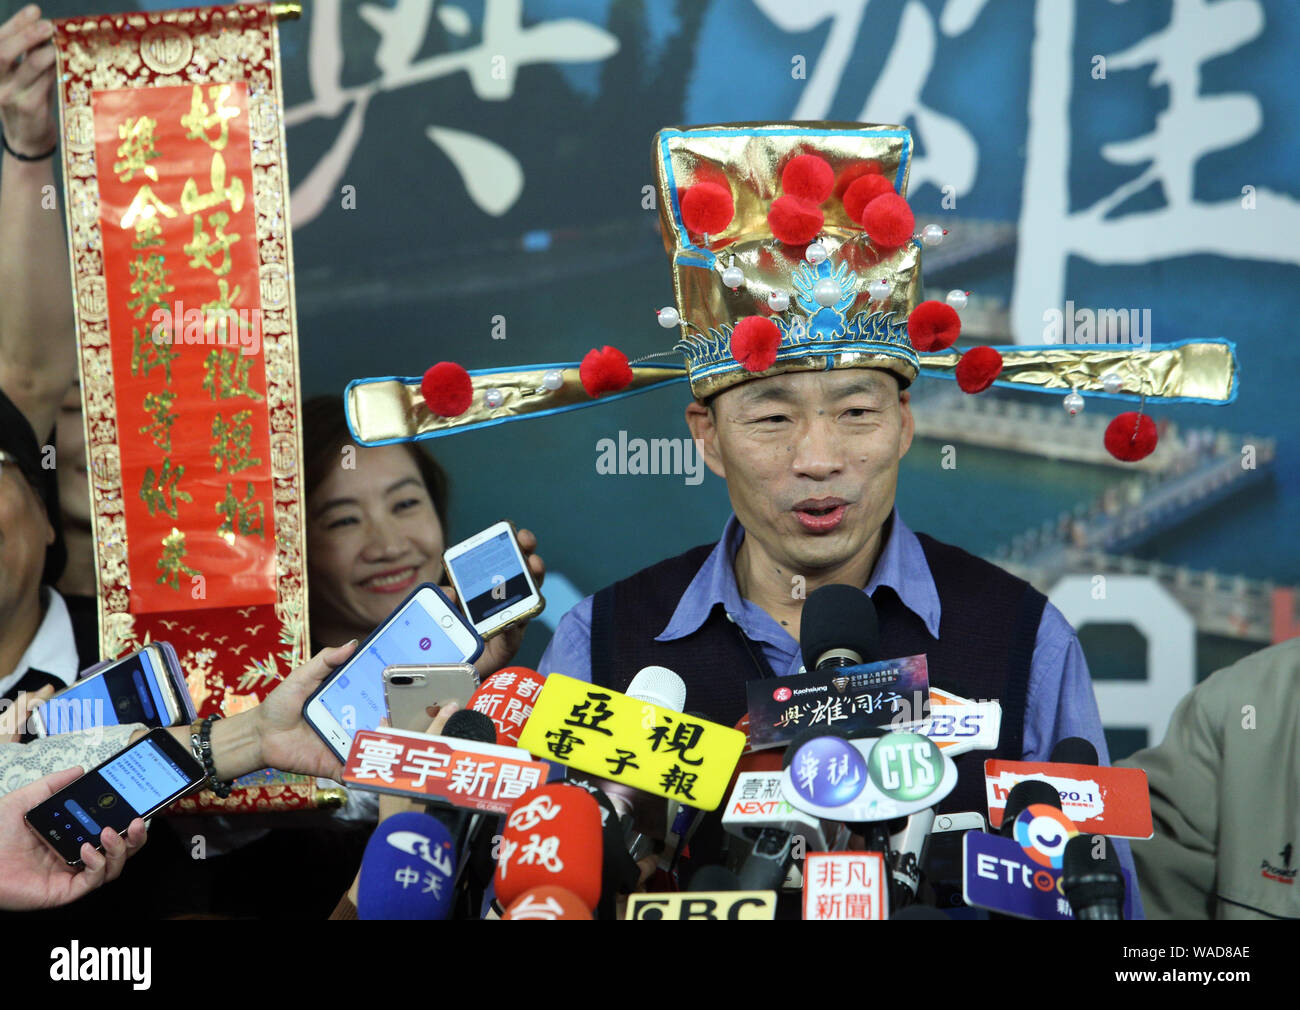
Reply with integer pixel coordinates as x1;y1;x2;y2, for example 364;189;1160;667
53;5;329;812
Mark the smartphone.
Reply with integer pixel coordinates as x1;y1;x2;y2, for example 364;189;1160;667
383;664;480;732
442;520;544;640
303;583;484;762
923;811;988;912
24;728;205;867
31;644;185;737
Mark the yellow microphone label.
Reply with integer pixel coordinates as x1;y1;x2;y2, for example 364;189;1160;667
517;674;745;810
626;892;777;920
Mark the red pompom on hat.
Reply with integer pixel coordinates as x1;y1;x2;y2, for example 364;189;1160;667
955;346;1002;393
579;345;633;397
907;300;961;352
833;160;883;199
767;195;824;245
1104;412;1159;462
680;182;734;235
730;316;782;373
421;361;473;417
781;154;835;203
842;174;895;225
861;192;915;248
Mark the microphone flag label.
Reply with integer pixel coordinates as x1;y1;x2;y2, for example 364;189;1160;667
746;654;931;751
722;772;829;850
627;892;777;920
961;827;1138;921
781;732;958;821
983;759;1154;838
890;688;1002;757
516;674;745;810
802;852;888;920
343;727;549;814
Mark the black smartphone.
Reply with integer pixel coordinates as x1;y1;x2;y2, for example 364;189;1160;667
24;728;205;867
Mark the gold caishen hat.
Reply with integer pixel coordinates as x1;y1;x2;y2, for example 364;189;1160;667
346;122;1239;463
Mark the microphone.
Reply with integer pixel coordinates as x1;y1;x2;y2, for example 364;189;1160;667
891;904;950;920
495;783;604;913
572;664;689;851
501;885;594;920
799;584;880;671
625;665;686;712
688;865;743;891
1050;736;1099;766
563;779;642;918
999;779;1062;837
356;812;457;920
467;667;547;746
437;709;500;917
887;807;936;910
1062;833;1125;920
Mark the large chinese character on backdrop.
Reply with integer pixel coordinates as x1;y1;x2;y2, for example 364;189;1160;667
51;3;327;812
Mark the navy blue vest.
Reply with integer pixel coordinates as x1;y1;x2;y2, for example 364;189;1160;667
590;530;1045;820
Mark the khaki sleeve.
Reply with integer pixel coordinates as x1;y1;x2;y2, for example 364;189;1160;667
1119;684;1223;920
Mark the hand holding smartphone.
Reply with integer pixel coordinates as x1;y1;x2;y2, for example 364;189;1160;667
24;728;204;867
302;583;484;762
442;520;544;640
31;644;194;737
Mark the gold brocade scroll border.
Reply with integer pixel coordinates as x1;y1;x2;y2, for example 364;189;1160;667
54;6;312;804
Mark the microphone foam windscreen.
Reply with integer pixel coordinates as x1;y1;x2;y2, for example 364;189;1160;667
443;708;498;744
891;905;950;920
626;665;686;713
1002;779;1062;830
799;584;880;671
1062;833;1125;908
501;885;593;920
496;783;604;911
357;812;457;920
687;865;742;892
1049;736;1099;766
467;667;546;746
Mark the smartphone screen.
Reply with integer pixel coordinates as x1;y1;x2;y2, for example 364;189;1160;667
42;650;174;734
445;528;533;626
313;589;479;743
26;731;202;864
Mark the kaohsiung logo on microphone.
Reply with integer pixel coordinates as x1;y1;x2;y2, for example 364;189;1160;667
773;686;792;703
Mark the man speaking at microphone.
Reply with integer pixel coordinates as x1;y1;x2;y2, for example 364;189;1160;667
531;124;1169;906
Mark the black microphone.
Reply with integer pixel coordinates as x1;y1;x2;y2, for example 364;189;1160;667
891;904;951;920
435;709;499;919
999;779;1062;837
1062;833;1125;920
688;865;743;892
800;584;880;671
1050;737;1099;766
564;779;642;919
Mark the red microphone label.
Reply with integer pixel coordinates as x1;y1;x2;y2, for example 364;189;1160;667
984;759;1154;838
802;852;888;920
343;727;549;814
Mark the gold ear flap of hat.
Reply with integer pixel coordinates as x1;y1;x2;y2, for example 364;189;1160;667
343;340;1236;447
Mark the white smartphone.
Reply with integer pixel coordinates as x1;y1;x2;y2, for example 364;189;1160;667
442;520;544;640
31;644;184;737
302;584;484;761
383;663;480;732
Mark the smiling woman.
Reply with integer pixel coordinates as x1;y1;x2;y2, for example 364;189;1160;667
300;395;451;652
